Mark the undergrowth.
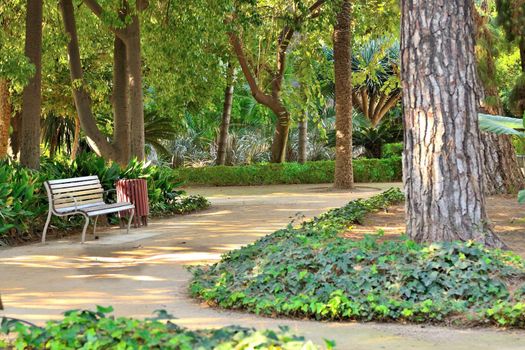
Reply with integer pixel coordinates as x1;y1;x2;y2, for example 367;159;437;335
190;188;525;327
0;307;323;349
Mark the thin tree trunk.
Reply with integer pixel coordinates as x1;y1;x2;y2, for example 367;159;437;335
9;111;21;159
270;111;290;163
333;0;353;189
126;15;145;161
298;114;308;164
401;0;505;247
60;0;120;161
49;128;58;158
519;38;525;72
113;35;130;165
0;79;11;158
71;115;80;159
20;0;43;169
217;73;234;166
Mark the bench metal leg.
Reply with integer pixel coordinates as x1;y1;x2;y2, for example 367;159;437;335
126;208;134;234
42;210;52;244
81;215;90;244
93;216;99;236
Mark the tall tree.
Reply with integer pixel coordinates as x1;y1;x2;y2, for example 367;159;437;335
401;0;505;247
60;0;147;164
227;0;326;163
333;0;353;189
20;0;43;169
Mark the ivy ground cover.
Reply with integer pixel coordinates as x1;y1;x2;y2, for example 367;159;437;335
190;189;525;327
0;307;322;349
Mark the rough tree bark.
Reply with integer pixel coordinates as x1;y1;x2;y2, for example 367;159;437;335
298;114;308;164
401;0;505;247
0;79;11;158
216;67;234;166
20;0;43;169
333;0;353;189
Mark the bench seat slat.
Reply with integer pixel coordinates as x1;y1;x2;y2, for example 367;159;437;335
82;202;134;217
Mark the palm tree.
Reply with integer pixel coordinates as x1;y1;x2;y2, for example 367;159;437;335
351;39;401;127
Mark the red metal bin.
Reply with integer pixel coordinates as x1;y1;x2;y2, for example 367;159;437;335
116;179;149;227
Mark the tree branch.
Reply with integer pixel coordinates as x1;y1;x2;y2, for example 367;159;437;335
82;0;127;40
228;31;273;106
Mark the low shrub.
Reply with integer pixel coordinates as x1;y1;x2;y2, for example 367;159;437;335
174;157;402;186
0;153;209;245
190;188;525;327
382;142;403;158
0;307;323;349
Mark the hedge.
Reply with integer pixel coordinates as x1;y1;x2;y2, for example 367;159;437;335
174;157;402;186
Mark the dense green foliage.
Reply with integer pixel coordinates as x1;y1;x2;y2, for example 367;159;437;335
0;307;322;349
0;153;209;244
381;142;403;158
191;189;525;327
174;157;402;186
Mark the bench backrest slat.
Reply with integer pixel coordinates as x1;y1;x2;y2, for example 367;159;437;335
45;176;105;212
47;176;99;185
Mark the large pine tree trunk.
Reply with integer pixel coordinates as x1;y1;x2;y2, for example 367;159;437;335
0;79;11;158
126;15;145;161
401;0;505;247
20;0;43;169
216;82;234;166
333;0;353;189
298;114;308;164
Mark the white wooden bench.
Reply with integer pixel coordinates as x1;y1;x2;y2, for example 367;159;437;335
42;176;135;243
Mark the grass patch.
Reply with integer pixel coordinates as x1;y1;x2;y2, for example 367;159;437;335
174;158;402;186
0;307;324;349
190;189;525;327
